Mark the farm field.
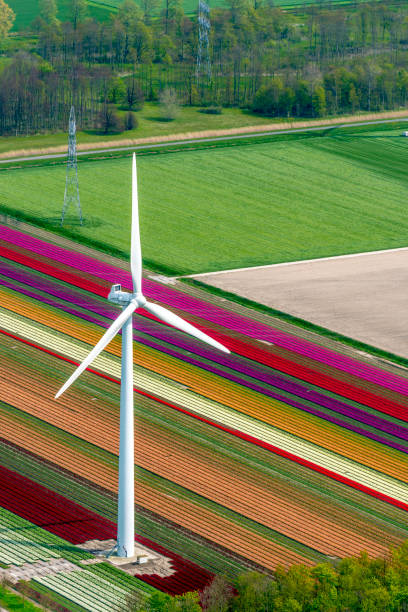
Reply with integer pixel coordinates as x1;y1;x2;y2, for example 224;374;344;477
197;247;408;359
0;220;407;607
81;0;376;14
7;0;395;29
8;0;114;30
0;505;158;610
1;123;408;274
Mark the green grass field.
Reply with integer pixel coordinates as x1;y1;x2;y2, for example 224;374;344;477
7;0;378;29
0;584;42;612
7;0;38;29
8;0;115;30
0;104;281;156
1;123;408;275
89;0;408;10
68;0;400;14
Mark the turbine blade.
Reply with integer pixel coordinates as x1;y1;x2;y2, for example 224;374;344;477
55;300;138;399
130;153;142;295
144;301;230;354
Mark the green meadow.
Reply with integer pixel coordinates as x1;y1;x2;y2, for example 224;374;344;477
1;123;408;275
8;0;115;30
82;0;407;11
0;104;280;156
7;0;375;29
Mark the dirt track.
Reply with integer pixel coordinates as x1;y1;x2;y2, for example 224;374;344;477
1;109;408;161
196;249;408;359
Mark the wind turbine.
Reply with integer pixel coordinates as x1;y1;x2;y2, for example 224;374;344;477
55;153;230;558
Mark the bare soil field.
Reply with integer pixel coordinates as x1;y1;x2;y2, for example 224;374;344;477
194;248;408;359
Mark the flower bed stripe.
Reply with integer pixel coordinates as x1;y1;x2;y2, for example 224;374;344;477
2;224;407;395
2;245;407;421
1;327;407;514
2;262;407;442
0;464;212;595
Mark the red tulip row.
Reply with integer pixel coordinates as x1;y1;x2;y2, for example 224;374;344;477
0;463;212;595
1;232;407;421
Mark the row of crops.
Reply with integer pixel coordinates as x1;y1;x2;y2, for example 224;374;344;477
0;221;407;609
0;505;157;611
0;463;214;595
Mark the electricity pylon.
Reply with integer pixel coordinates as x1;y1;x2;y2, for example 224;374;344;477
61;106;83;226
196;0;211;83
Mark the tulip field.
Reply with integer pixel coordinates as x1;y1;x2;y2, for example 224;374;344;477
0;502;158;610
0;219;407;609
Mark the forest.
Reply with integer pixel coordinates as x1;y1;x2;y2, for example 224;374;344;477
125;543;408;611
1;0;408;134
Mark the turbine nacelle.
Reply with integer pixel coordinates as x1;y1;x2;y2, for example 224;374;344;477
108;284;147;308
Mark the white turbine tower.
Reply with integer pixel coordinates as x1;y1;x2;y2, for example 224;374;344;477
55;153;230;558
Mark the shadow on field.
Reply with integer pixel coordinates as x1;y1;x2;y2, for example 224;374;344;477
43;216;103;228
330;134;403;139
145;116;176;123
0;536;81;554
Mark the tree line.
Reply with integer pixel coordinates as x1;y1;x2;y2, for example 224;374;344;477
125;542;408;611
1;0;408;134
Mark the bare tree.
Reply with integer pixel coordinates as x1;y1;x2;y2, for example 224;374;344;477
201;575;233;612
